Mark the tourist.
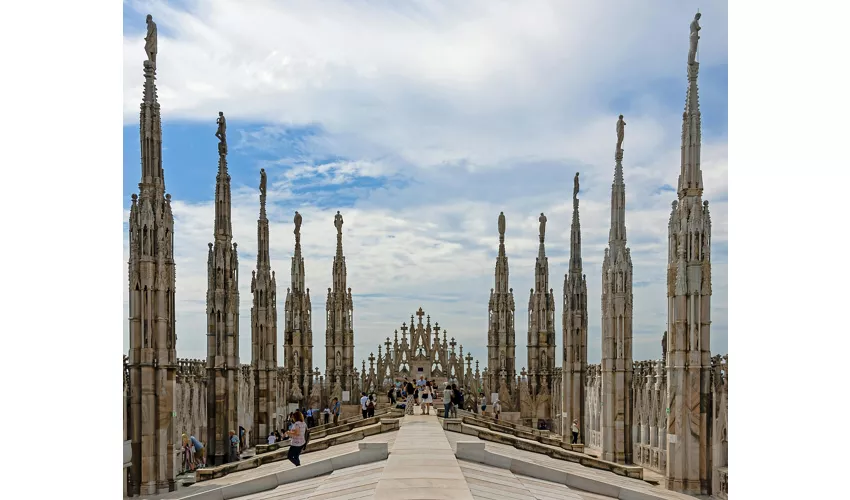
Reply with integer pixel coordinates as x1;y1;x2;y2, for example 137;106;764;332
415;375;425;405
571;420;580;444
404;379;416;415
450;384;460;418
420;382;431;415
323;407;330;425
360;392;369;419
480;393;487;414
238;425;246;453
228;430;240;462
284;411;307;467
189;434;205;468
331;397;341;425
268;431;276;445
274;430;282;443
425;380;430;415
367;393;376;417
306;408;313;427
457;387;465;415
180;434;195;472
493;400;501;421
442;383;453;418
388;386;396;405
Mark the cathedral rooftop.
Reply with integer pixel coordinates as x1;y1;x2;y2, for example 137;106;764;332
129;416;703;500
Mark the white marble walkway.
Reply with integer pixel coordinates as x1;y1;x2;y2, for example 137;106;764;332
372;415;474;500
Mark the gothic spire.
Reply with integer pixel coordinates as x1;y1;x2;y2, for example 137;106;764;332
535;212;549;292
257;169;270;273
609;116;628;258
214;112;232;241
332;211;346;292
495;212;509;294
569;173;582;275
678;14;704;199
292;211;305;294
138;57;164;192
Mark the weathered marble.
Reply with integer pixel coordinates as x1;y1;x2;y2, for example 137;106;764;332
525;211;556;425
251;172;278;445
284;211;313;407
665;18;712;495
562;173;588;442
126;33;176;495
326;211;355;401
205;113;241;466
487;212;518;409
601;122;634;465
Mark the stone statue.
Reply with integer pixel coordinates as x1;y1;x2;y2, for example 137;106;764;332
498;212;506;237
215;112;227;145
573;172;580;200
538;213;547;240
145;15;157;64
294;211;302;235
616;115;626;151
662;331;668;362
334;211;344;235
336;351;341;369
688;12;702;66
259;169;267;198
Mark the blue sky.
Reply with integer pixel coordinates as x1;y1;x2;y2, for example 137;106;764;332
123;0;728;373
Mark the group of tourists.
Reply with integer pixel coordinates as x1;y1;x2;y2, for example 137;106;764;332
360;392;377;418
393;375;470;417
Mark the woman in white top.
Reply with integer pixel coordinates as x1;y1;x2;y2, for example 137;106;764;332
420;383;431;414
284;411;307;466
267;432;276;445
571;419;580;444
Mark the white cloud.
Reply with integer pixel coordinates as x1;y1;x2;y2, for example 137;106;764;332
123;0;728;371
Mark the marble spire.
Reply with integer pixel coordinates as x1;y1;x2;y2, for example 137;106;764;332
251;169;278;445
326;211;354;402
205;111;241;466
126;15;177;494
562;173;588;442
601;116;634;465
488;212;517;408
665;12;713;496
527;212;556;410
284;210;313;405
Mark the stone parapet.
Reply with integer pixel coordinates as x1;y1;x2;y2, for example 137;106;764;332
196;417;399;482
455;441;694;500
444;418;642;480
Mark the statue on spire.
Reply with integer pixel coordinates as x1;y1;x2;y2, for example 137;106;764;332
294;211;302;235
259;168;267;198
538;213;547;241
688;12;702;66
216;111;227;144
145;15;157;65
334;211;344;235
573;172;580;201
498;212;506;238
616;115;626;152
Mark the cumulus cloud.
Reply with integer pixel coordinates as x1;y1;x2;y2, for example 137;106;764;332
122;0;728;371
